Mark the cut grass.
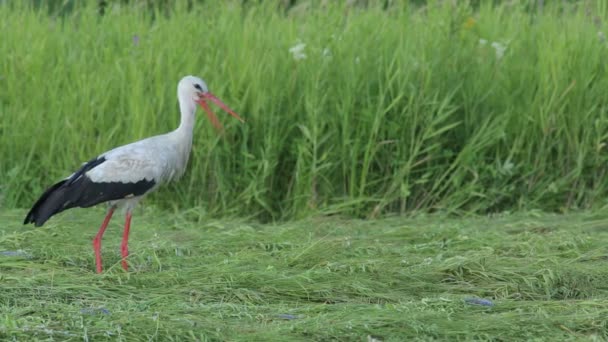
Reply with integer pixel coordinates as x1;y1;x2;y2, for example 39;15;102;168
1;208;608;340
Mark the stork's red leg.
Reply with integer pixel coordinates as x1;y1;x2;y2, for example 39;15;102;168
92;207;115;274
120;210;133;271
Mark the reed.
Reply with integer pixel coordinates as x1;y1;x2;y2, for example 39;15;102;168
1;0;607;220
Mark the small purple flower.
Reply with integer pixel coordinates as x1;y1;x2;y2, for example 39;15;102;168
80;307;111;315
132;35;140;46
276;314;298;320
464;298;494;307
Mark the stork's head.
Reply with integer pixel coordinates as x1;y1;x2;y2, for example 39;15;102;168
178;75;244;131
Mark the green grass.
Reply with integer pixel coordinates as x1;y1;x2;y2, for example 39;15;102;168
2;208;608;340
3;1;608;219
3;2;608;340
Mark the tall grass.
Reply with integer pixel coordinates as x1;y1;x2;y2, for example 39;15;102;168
2;0;608;220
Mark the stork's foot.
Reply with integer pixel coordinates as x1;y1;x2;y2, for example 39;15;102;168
120;245;129;271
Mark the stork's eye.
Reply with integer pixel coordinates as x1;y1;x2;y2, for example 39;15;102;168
194;84;203;91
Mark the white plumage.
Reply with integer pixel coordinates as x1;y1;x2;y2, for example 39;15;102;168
24;75;244;273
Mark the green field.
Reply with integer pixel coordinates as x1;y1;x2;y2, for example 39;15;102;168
1;209;608;340
3;0;608;340
2;1;608;219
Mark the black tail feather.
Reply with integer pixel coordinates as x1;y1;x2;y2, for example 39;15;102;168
24;156;107;227
24;156;156;227
24;180;71;226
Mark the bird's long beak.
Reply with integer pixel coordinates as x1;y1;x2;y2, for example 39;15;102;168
197;92;244;131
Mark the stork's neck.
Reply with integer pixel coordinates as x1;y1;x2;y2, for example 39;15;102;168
176;94;197;134
168;94;197;179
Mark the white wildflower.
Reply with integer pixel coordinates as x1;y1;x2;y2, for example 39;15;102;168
491;41;507;60
479;38;488;45
289;42;307;61
499;160;515;175
322;48;332;58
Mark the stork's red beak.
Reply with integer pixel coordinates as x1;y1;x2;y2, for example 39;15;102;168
196;93;244;131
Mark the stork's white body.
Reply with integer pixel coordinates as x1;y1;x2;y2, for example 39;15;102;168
24;75;243;273
86;137;183;210
86;123;194;210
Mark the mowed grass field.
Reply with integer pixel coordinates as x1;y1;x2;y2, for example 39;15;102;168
2;208;608;340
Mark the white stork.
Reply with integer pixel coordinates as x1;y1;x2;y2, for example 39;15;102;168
24;75;244;273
